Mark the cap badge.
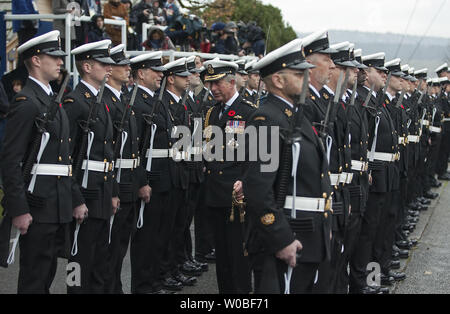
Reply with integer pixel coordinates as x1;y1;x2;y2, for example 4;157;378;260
261;213;275;226
207;64;214;75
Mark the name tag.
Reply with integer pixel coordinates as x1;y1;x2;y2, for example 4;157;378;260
225;120;246;134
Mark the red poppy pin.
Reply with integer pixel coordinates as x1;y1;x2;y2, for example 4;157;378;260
228;110;236;117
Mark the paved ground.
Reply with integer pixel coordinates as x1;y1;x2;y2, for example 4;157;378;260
0;179;449;294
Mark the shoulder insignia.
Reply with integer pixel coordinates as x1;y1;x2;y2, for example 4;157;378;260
243;99;257;108
84;92;91;99
64;98;74;103
234;115;243;119
15;96;27;102
284;108;293;118
208;96;213;101
112;96;117;102
261;213;275;226
386;99;390;104
143;93;148;99
170;100;174;105
323;93;329;100
254;116;266;121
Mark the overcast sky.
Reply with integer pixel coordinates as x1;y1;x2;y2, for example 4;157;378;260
261;0;450;38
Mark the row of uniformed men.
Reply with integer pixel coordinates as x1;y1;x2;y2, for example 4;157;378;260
223;30;450;294
0;29;255;294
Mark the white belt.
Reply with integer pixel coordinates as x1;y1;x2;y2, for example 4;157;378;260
372;152;399;162
429;126;442;133
329;173;341;186
422;120;430;126
340;172;354;184
398;137;406;145
31;164;72;176
81;160;114;172
442;118;450;122
407;135;420;143
351;160;368;172
145;148;190;160
284;196;331;213
115;158;139;169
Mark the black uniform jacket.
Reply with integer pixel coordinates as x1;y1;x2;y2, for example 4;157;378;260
63;82;119;220
243;94;332;263
1;78;81;223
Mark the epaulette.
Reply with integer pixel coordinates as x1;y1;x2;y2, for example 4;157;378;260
15;96;27;102
243;99;257;108
64;98;74;103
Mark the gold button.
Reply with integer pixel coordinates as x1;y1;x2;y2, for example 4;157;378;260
132;154;135;158
57;176;61;179
169;143;172;147
69;138;71;142
344;145;347;148
360;171;363;176
321;173;324;178
328;171;331;176
104;159;107;162
112;175;115;179
219;171;223;175
137;137;140;141
323;193;327;198
339;166;343;172
360;157;363;161
334;185;338;190
58;156;62;161
69;156;72;160
207;170;211;174
105;140;107;144
104;176;107;181
60;139;63;143
324;213;328;219
346;163;348;168
360;141;363;145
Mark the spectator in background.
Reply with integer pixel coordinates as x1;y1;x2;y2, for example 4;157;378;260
12;0;38;47
103;0;129;46
12;80;23;96
0;80;8;188
152;0;167;25
223;22;240;55
88;14;111;42
50;68;72;96
76;0;102;45
142;26;175;51
130;0;153;45
52;0;77;52
163;0;180;26
121;0;139;50
209;22;226;54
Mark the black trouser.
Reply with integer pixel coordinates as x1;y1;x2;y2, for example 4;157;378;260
374;190;397;273
18;222;68;294
160;188;187;279
105;202;135;294
418;139;430;194
130;191;170;294
350;191;388;290
194;183;215;259
67;217;109;294
436;130;450;176
183;181;203;262
347;213;364;293
395;178;408;242
426;133;442;184
208;206;251;294
407;144;419;204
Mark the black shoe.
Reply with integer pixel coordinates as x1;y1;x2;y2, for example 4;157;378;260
360;286;378;294
438;173;450;181
407;215;419;223
387;270;406;281
408;210;420;217
149;289;176;294
389;260;401;270
204;250;216;263
402;223;414;231
424;191;439;199
173;272;197;286
163;277;183;291
378;286;390;294
431;180;442;188
180;261;203;276
408;202;424;211
417;197;431;205
380;274;395;286
410;238;418;247
392;251;400;260
191;259;209;272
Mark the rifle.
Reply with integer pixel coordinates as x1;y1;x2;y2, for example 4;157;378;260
136;77;167;229
113;83;139;183
23;74;71;189
395;90;406;109
348;80;358;107
377;72;392;107
73;76;107;187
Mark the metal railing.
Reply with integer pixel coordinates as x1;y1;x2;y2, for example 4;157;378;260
0;12;127;76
